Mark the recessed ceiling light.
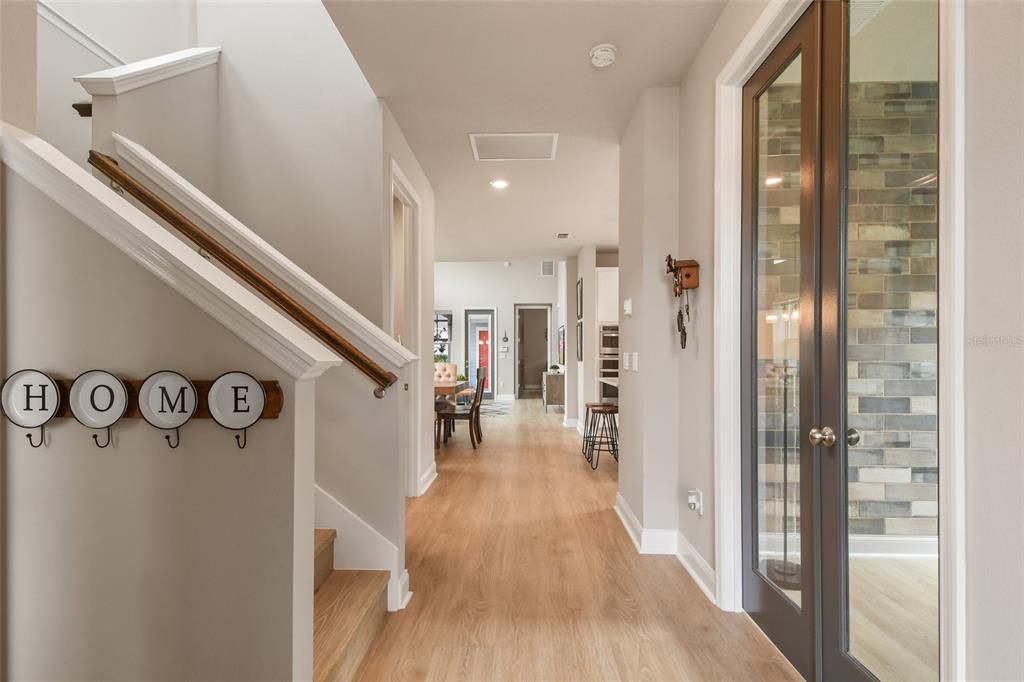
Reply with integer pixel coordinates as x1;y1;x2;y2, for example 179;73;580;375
765;176;783;186
590;43;617;68
490;179;510;190
556;232;570;239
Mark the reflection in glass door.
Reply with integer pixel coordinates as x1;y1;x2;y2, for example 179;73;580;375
740;3;819;678
465;309;494;400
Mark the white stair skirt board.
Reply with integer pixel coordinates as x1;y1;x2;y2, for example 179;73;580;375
614;493;678;555
417;461;438;496
758;532;938;558
314;485;411;611
37;0;125;67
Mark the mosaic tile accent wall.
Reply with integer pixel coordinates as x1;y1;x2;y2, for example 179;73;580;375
757;80;938;537
846;80;938;536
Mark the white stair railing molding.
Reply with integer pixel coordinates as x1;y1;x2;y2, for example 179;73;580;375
74;47;222;97
111;133;418;371
0;123;340;381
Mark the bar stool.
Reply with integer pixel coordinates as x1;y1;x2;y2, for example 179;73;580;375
582;401;606;455
584;403;619;470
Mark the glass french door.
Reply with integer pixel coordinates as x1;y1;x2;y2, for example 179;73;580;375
464;309;494;400
742;1;939;681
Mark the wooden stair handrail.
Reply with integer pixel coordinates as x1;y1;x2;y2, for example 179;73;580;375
88;150;398;398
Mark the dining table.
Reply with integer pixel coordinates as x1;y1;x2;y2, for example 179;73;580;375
434;380;469;398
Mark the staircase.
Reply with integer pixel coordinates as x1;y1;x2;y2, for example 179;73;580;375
313;529;390;682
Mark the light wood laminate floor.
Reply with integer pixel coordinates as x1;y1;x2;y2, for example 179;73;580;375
358;400;799;681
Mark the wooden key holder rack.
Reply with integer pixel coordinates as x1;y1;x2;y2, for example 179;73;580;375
666;255;700;296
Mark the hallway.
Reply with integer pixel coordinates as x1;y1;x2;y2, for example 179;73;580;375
359;400;799;681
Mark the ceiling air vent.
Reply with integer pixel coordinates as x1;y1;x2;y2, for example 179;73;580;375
556;232;570;240
540;261;555;278
470;133;559;161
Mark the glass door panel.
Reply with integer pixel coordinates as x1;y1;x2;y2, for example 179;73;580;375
741;4;819;678
826;0;940;680
465;309;494;400
755;56;804;607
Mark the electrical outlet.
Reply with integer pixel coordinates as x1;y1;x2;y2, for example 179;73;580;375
687;489;704;517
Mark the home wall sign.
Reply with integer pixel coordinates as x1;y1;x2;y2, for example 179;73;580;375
208;371;266;449
138;371;197;448
1;369;61;448
70;370;128;448
2;369;283;450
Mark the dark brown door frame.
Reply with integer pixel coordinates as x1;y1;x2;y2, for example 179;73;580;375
740;2;823;679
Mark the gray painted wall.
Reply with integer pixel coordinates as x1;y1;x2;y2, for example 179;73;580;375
4;171;302;679
963;2;1024;678
618;86;681;530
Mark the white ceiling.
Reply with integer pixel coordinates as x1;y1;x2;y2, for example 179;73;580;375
324;1;727;261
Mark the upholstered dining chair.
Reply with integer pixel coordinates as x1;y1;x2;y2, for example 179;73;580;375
434;362;459;383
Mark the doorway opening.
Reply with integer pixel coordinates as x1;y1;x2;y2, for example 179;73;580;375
464;308;495;400
514;304;552;400
390;194;412;350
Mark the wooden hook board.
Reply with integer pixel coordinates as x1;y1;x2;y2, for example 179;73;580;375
666;255;700;296
51;379;283;420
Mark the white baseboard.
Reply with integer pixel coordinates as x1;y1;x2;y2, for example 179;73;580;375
563;417;578;429
676;531;717;605
389;569;412;611
614;493;678;555
576;421;585;436
416;462;437;496
495;393;516;401
758;532;938;558
314;484;410;610
615;493;643;550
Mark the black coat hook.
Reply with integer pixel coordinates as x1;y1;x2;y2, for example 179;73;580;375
92;427;112;449
26;426;45;448
235;429;247;449
165;428;181;449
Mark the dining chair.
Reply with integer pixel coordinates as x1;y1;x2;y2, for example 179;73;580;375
434;362;459;383
439;368;486;449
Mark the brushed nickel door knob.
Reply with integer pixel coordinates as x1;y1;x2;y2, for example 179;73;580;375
808;426;837;447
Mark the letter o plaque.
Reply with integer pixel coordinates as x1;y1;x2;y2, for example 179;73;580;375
70;370;128;429
138;370;197;430
208;371;265;431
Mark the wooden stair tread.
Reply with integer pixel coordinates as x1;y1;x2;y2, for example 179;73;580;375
314;570;389;682
315;528;337;556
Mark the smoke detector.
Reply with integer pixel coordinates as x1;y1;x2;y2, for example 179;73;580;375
590;43;617;69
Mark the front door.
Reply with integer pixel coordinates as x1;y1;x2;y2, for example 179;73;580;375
465;309;494;400
742;1;940;680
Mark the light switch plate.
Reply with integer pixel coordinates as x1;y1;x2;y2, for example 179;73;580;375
623;298;633;317
622;352;630;371
631;352;639;372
